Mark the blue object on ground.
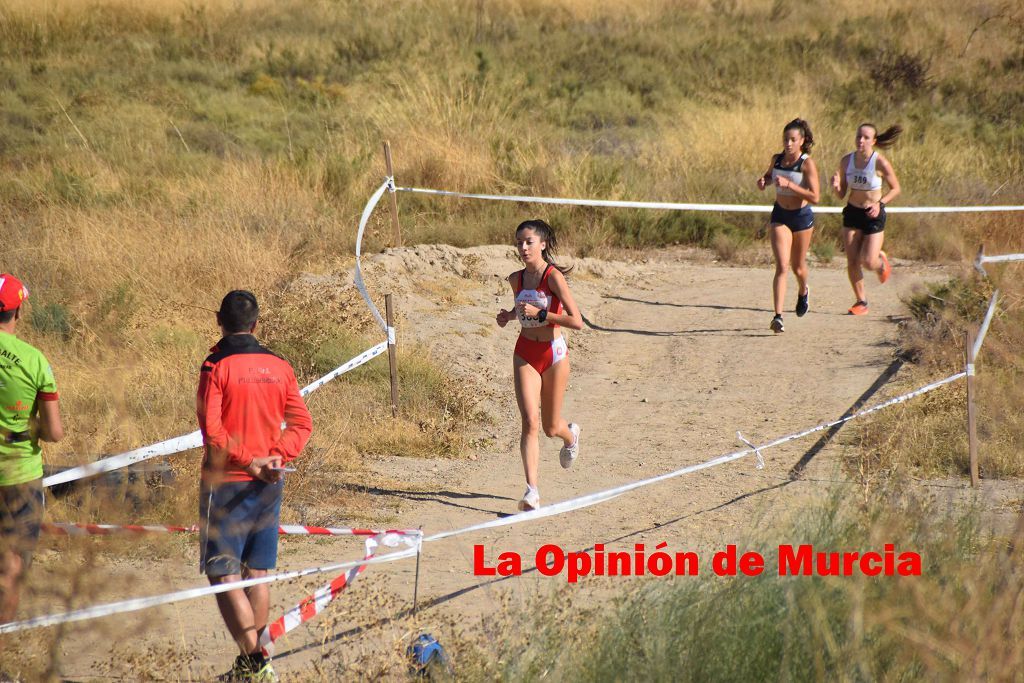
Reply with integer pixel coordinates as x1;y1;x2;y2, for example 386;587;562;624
408;633;451;677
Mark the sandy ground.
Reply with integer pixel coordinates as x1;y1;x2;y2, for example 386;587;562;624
10;245;1015;681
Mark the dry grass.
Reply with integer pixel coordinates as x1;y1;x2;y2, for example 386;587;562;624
456;490;1024;681
854;270;1024;478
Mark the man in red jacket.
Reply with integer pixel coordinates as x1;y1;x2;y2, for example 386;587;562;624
197;290;312;682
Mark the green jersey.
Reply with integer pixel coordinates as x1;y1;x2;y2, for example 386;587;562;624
0;331;58;485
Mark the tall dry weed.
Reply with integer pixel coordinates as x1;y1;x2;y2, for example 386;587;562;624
856;271;1024;478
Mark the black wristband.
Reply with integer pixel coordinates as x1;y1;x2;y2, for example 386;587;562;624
538;309;548;323
878;201;886;209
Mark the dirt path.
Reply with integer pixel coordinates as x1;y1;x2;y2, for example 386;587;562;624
28;246;998;680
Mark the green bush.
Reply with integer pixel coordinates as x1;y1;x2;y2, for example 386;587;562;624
30;302;75;340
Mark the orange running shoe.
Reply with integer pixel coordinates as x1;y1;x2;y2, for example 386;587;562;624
878;251;892;284
848;301;869;315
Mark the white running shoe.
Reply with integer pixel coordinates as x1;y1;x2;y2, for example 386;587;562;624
559;423;581;469
517;486;540;511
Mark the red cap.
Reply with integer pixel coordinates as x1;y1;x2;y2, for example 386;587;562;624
0;274;29;312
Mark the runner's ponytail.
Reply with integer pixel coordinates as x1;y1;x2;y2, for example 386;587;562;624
861;123;903;149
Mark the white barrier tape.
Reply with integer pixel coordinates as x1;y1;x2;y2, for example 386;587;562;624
42;523;199;536
277;525;420;537
42;522;418;538
354;180;391;333
736;432;765;470
425;490;626;542
967;363;976;377
396;185;1024;215
980;253;1024;263
299;342;387;397
260;531;421;655
430;370;967;541
972;290;1000;362
8;369;968;633
387;326;396;346
42;342;387;490
861;207;1024;214
739;372;966;453
42;431;204;489
385;175;396;193
975;248;1024;276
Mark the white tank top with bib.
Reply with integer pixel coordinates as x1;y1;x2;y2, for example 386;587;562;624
845;152;883;191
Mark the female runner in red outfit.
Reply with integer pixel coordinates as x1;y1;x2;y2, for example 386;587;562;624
496;220;583;511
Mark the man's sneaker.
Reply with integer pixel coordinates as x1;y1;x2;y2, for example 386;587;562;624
795;287;809;317
848;301;869;315
877;250;892;284
517;486;540;511
217;655;279;682
770;314;784;333
559;423;581;469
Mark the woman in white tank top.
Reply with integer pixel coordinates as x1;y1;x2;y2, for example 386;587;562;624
830;123;903;316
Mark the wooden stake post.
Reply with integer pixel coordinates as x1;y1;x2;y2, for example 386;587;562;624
966;329;979;487
383;141;403;248
386;294;399;418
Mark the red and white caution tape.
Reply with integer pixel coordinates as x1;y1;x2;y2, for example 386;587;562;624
396;184;1024;215
41;523;418;538
259;531;421;655
0;542;422;635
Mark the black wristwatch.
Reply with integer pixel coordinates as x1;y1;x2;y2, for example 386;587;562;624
537;309;548;323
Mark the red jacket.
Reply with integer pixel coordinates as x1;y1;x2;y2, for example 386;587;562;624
197;334;312;483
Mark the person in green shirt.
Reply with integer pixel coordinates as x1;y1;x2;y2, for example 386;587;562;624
0;274;63;628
